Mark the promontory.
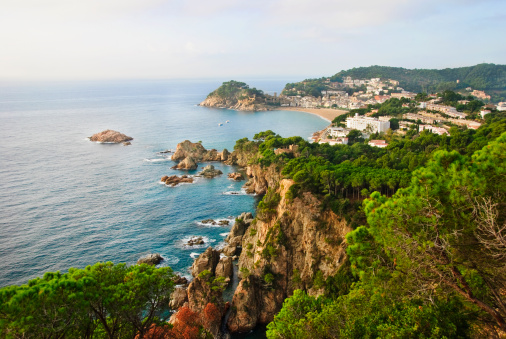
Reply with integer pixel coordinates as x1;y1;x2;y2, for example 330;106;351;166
199;80;277;111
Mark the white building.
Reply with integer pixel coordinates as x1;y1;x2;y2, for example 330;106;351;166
329;127;351;138
368;140;388;148
497;102;506;111
480;110;491;119
319;138;348;145
346;113;390;133
419;125;449;135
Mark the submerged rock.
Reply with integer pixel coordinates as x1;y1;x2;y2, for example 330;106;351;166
137;253;163;266
161;175;194;186
187;236;205;246
89;130;133;143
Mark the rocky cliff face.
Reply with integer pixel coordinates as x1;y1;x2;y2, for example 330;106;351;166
200;95;270;111
227;177;351;333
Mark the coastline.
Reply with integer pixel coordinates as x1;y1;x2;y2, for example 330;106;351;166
274;106;348;123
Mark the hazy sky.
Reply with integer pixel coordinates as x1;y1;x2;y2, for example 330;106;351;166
1;0;505;80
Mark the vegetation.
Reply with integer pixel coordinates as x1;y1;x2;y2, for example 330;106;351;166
331;64;506;101
0;262;175;338
207;80;265;100
267;131;506;338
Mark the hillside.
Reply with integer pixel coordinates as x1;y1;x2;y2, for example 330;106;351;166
200;80;274;111
331;63;506;100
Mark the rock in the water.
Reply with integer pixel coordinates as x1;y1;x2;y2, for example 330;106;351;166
173;275;189;285
172;140;208;162
187;236;205;246
200;165;223;178
122;141;131;146
218;220;230;226
172;157;198;170
215;256;233;282
169;286;188;309
89;130;133;143
191;247;221;277
137;253;163;266
228;172;244;181
201;219;215;225
161;175;194;186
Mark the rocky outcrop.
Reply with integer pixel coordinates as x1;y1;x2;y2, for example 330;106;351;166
171;140;230;170
137;253;163;266
161;175;194;186
201;219;229;226
171;157;198;170
243;164;283;195
169;286;188;309
89;130;133;143
228;172;244;181
187;236;205;246
221;212;254;257
199;165;223;178
226;178;351;333
215;256;233;283
191;247;221;277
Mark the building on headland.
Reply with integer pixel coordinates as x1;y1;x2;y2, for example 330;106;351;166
329;127;351;138
403;113;435;124
368;140;388;148
497;102;506;111
346;114;390;133
419;125;449;135
390;92;417;100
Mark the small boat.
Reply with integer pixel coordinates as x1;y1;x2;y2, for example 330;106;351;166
226;120;230;123
218;123;223;126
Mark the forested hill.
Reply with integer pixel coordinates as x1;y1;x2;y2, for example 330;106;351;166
331;63;506;100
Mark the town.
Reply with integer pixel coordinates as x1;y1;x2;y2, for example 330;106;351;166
274;76;506;147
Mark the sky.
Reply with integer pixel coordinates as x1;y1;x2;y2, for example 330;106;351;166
1;0;505;81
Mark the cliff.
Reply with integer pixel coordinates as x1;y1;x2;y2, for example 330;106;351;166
199;80;272;111
223;146;352;333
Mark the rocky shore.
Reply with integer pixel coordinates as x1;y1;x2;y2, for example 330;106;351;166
170;140;229;170
169;139;352;335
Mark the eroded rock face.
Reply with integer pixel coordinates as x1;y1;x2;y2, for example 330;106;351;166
161;175;194;186
169;286;188;309
137;253;163;266
199;165;223;178
227;179;351;333
228;172;244;181
215;256;233;283
191;247;221;277
171;157;198;170
221;212;254;257
226;277;261;333
89;130;133;143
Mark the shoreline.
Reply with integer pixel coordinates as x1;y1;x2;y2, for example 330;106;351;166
273;106;348;123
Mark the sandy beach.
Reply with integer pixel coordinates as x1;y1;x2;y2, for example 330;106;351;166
274;107;348;123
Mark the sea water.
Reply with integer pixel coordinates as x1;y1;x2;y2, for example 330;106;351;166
0;79;328;288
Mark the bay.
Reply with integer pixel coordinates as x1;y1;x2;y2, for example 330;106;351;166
0;79;328;287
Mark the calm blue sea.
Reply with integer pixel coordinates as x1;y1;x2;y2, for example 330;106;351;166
0;79;328;288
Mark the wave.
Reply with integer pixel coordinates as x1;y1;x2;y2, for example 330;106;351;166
190;252;201;259
223;188;257;196
220;232;229;237
143;158;170;162
179;235;216;249
195;217;235;228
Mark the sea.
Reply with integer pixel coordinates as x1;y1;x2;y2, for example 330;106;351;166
0;79;328;290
